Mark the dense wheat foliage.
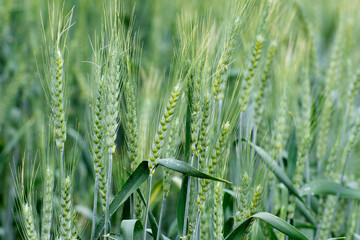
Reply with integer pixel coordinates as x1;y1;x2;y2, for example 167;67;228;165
2;0;360;239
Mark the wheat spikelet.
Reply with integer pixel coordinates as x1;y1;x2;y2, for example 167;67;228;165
23;203;38;240
148;84;181;172
41;168;54;240
60;176;72;240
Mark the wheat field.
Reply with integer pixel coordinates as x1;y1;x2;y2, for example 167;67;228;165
1;0;360;239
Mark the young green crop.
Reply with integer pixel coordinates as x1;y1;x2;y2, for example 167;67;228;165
5;0;360;240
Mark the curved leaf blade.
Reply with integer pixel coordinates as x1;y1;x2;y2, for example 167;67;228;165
120;219;143;240
259;221;279;240
94;161;150;239
157;158;231;183
299;179;360;199
225;212;309;240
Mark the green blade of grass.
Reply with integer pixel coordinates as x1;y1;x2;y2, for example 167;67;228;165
94;161;150;239
299;179;360;199
120;219;144;240
157;158;231;183
225;212;309;240
259;221;279;240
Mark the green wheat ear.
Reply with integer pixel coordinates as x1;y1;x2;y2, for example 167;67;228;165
163;119;180;196
190;61;203;154
254;42;276;126
23;203;38;240
213;182;224;240
316;25;344;162
240;185;263;240
318;196;336;240
196;94;210;172
240;35;264;112
92;75;107;212
41;168;54;240
124;80;139;173
213;17;241;100
235;171;250;225
60;176;72;240
148;84;181;172
51;48;67;151
197;121;230;211
105;46;122;155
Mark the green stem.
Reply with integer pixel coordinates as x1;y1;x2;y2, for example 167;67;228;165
182;87;193;237
157;193;167;240
91;175;99;240
60;149;64;181
104;153;113;236
182;153;194;237
143;174;153;240
194;210;201;240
